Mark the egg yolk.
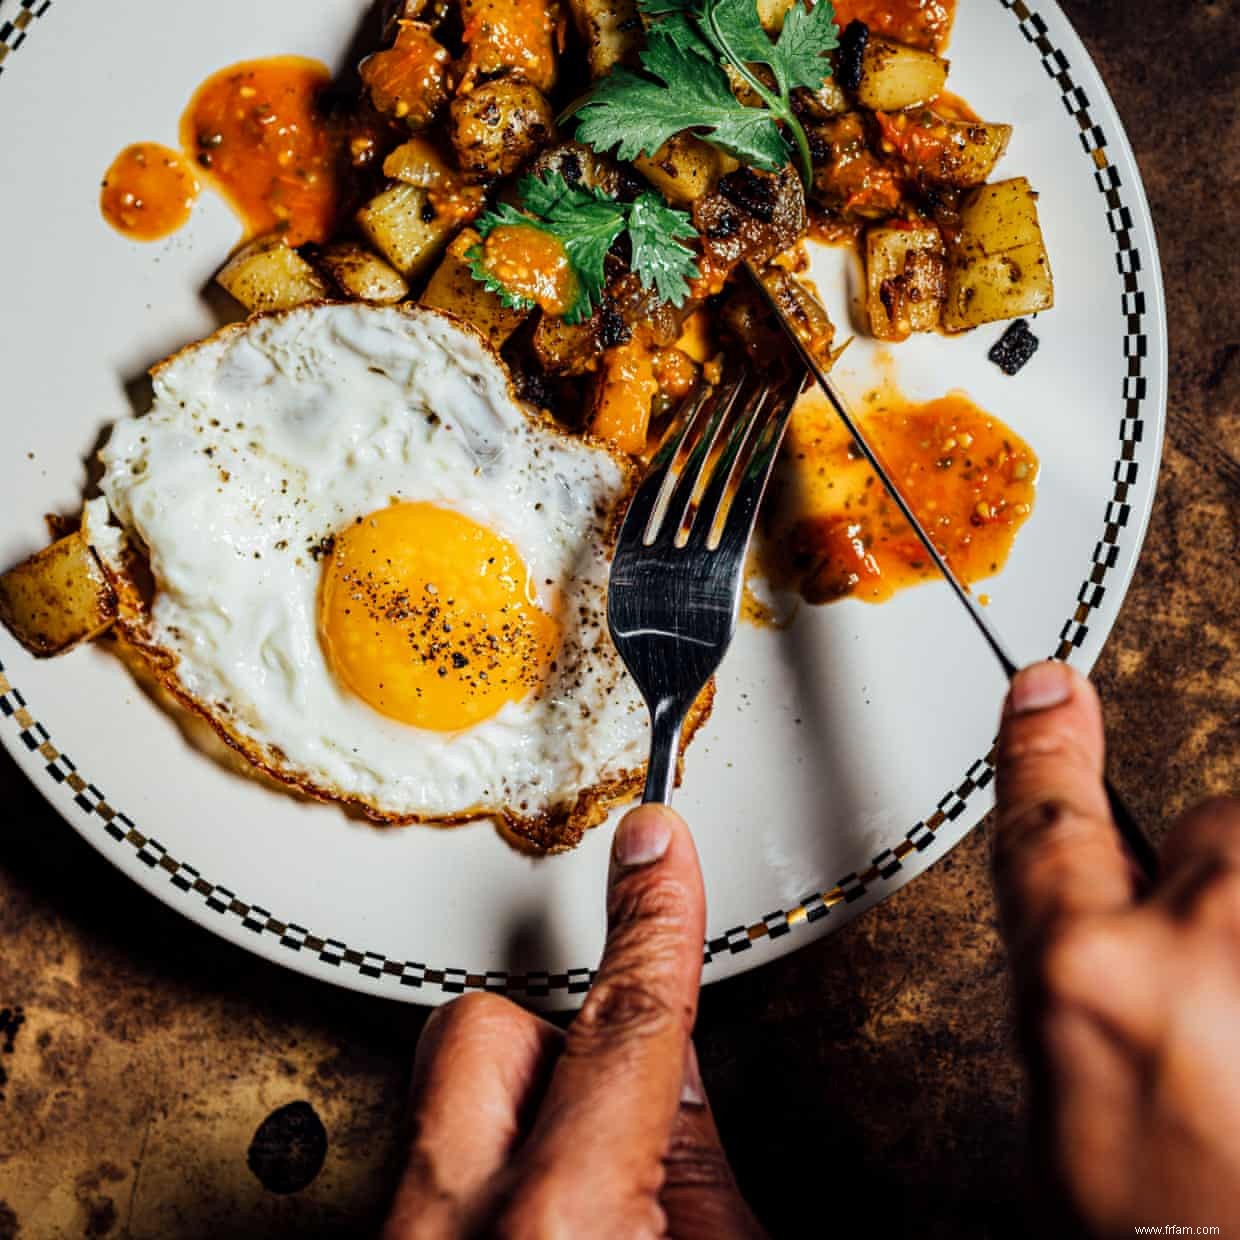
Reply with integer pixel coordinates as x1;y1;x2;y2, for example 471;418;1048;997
318;503;559;732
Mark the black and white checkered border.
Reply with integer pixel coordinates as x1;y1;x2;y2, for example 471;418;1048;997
0;0;48;76
0;0;1154;998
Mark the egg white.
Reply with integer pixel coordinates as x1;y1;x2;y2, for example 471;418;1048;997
94;303;673;844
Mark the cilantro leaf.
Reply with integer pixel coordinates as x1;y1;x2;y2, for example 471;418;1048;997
768;0;839;92
574;31;788;169
470;173;700;322
574;0;837;188
628;192;700;304
464;243;535;312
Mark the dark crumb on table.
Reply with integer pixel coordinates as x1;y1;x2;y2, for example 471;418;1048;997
988;319;1040;375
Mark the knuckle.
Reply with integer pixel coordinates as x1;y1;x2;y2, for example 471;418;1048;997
1038;920;1124;1006
993;797;1091;873
997;718;1097;782
663;1131;735;1192
569;977;681;1053
1194;867;1240;931
608;872;694;932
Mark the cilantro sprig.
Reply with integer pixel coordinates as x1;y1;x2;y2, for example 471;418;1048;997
573;0;838;188
467;171;700;322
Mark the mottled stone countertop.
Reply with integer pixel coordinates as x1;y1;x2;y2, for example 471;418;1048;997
1;1;1236;1235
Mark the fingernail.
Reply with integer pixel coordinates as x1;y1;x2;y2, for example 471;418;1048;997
612;805;674;870
680;1046;706;1108
1008;661;1075;715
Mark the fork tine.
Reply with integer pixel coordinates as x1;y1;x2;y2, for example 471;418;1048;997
645;368;746;546
706;370;805;554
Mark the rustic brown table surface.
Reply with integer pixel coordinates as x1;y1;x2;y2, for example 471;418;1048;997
1;2;1236;1235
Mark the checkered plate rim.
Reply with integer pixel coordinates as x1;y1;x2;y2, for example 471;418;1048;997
0;0;1164;1000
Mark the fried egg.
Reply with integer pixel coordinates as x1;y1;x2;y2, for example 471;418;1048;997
94;303;706;848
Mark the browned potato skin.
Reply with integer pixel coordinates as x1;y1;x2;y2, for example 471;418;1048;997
449;79;557;181
215;236;330;313
420;229;531;346
0;531;118;657
943;178;1054;331
633;134;736;207
866;224;946;340
315;243;409;304
879;111;1012;189
532;310;604;375
356;182;457;278
565;0;642;78
856;36;949;111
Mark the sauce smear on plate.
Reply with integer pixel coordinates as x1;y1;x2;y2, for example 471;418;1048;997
766;388;1038;604
181;56;349;247
100;143;200;241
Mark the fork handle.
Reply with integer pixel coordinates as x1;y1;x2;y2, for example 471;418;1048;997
643;700;685;804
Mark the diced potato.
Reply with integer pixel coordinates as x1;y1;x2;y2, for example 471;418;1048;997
356;182;456;279
449;79;556;181
943;178;1054;332
315;243;409;304
756;0;798;33
879;111;1011;188
383;135;453;188
856;36;949;111
866;224;946;340
634;134;737;206
532;311;602;376
420;229;530;346
565;0;643;78
215;236;329;313
0;530;117;657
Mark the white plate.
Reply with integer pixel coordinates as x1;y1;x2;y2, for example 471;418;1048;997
0;0;1165;1007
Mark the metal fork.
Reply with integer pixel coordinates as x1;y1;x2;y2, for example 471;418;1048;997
607;362;806;804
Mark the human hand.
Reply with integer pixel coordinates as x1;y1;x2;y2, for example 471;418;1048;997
993;660;1240;1236
382;804;765;1239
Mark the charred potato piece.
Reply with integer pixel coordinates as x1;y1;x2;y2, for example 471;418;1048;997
526;142;626;198
566;0;643;78
459;0;558;93
634;134;736;206
0;530;117;657
693;167;808;283
756;0;799;32
420;229;531;346
360;22;450;129
315;243;409;304
532;310;605;375
856;36;948;111
449;79;556;181
879;110;1012;188
866;224;946;340
215;236;329;312
356;183;456;278
943;178;1054;331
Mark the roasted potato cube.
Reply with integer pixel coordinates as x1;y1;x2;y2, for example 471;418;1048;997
215;236;329;313
360;22;450;129
0;530;117;657
420;229;530;346
527;142;624;197
357;183;456;279
879;111;1011;188
315;243;409;304
566;0;643;78
383;135;453;188
532;310;603;376
449;79;556;181
756;0;799;32
866;224;946;340
943;178;1054;332
634;134;737;206
856;36;948;111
